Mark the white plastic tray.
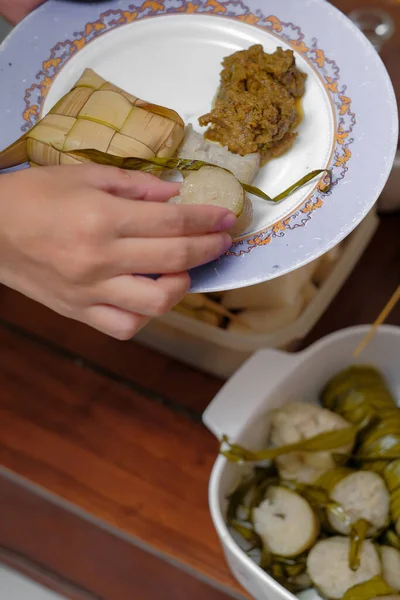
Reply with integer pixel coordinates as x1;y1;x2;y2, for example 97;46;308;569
135;211;378;378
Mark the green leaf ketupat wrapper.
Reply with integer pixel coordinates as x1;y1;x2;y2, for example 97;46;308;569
220;425;359;463
383;529;400;550
321;366;397;427
0;68;186;169
64;148;332;205
342;576;395;600
349;519;370;571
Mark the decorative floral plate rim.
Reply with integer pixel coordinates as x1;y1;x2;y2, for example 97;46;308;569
0;0;397;292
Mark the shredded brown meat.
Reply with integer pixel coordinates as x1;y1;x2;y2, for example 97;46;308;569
199;45;306;162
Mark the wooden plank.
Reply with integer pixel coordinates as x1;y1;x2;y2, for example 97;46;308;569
0;289;223;415
0;469;241;600
0;324;243;598
0;546;94;600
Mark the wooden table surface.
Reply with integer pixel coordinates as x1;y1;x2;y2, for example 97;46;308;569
0;213;398;600
0;2;400;599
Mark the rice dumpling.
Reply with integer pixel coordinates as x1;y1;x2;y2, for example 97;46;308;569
0;68;185;169
169;165;253;238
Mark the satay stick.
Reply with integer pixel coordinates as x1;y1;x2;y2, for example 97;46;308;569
353;285;400;358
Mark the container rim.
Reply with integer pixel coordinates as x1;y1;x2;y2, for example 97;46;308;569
208;324;400;596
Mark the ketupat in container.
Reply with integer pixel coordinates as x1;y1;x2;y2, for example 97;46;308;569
203;325;400;600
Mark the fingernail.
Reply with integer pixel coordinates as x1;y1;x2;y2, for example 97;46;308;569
221;232;233;253
218;212;237;231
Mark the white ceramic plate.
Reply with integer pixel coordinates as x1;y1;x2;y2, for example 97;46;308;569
0;0;397;291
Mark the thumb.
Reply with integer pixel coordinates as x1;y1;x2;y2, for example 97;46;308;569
85;164;181;203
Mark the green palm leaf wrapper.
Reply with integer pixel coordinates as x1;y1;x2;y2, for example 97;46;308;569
63;148;331;205
383;529;400;550
348;519;371;571
220;425;359;463
0;69;187;171
321;366;397;427
342;576;395;600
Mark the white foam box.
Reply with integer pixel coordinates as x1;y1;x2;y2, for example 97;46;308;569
135;210;378;379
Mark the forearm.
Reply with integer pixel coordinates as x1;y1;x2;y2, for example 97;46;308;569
0;0;44;24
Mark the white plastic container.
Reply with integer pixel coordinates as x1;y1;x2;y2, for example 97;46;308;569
203;325;400;600
135;212;378;378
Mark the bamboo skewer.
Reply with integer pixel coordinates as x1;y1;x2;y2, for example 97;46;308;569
353;285;400;358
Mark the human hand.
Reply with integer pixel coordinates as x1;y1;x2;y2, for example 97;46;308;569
0;0;44;24
0;165;235;339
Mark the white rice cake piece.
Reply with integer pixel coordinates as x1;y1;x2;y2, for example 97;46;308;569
328;471;390;536
307;537;381;599
253;486;319;557
178;125;260;184
270;402;353;484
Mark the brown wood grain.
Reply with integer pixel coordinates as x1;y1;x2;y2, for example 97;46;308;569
0;288;223;416
0;324;243;598
0;470;241;600
0;227;398;600
0;216;397;600
0;546;94;600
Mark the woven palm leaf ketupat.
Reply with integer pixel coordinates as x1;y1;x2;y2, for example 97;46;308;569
0;68;185;169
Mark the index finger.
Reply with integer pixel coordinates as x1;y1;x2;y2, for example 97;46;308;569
115;199;237;238
88;164;181;202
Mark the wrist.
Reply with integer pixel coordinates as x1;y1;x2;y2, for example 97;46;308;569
0;174;14;286
0;170;29;290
